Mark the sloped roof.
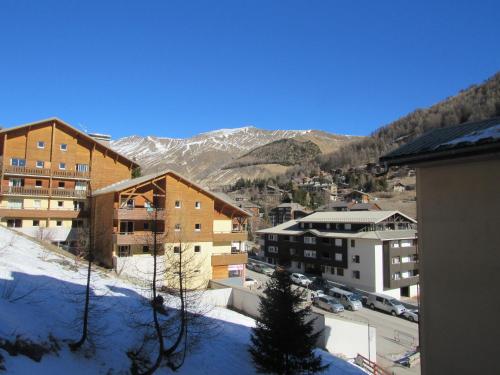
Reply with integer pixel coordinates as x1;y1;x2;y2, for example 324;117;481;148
257;219;416;240
380;117;500;166
296;210;416;224
93;169;251;217
0;117;138;167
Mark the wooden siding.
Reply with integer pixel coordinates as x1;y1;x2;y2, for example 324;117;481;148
211;252;248;266
0;208;87;219
212;265;229;280
91;192;116;267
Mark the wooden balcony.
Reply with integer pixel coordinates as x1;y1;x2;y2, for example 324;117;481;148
113;208;166;221
0;186;88;198
0;208;88;219
3;165;90;179
211;252;248;266
113;232;165;245
213;231;248;242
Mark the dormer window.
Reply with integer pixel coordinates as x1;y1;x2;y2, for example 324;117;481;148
37;141;45;149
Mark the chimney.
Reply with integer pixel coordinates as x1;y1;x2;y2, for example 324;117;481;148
88;132;111;146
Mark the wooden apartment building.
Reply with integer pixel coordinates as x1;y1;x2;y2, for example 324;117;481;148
91;170;250;287
0;118;138;244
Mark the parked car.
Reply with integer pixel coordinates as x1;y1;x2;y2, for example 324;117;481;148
253;264;274;276
244;277;259;288
329;287;363;311
290;273;312;287
310;289;326;300
313;295;345;313
246;262;257;271
367;294;406;316
402;309;419;322
309;277;330;292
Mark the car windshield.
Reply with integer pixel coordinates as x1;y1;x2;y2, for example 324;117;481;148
348;295;360;301
389;299;400;305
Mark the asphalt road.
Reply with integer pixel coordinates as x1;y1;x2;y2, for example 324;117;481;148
245;268;420;374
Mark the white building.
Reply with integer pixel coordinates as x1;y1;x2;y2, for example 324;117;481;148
258;211;418;298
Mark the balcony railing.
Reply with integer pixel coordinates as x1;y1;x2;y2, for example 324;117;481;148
0;186;88;198
3;165;90;179
113;232;165;245
213;230;248;242
211;252;248;266
114;208;166;221
0;207;88;219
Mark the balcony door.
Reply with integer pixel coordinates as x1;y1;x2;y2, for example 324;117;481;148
120;221;134;234
9;178;23;187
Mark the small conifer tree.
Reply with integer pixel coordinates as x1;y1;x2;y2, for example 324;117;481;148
249;269;327;374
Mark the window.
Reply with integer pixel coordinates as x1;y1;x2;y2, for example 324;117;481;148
334;253;343;262
289;236;296;242
74;201;85;211
195;201;201;209
330;267;335;275
304;236;316;244
118;246;131;257
75;181;87;191
60;143;67;151
76;164;89;172
56;220;62;227
392;272;401;280
392;241;400;248
174;246;180;254
10;158;26;167
322;237;330;244
59;162;66;170
337;268;344;276
194;245;201;253
335;238;342;247
7;219;22;228
71;220;83;228
345;223;352;230
268;234;278;241
34;200;41;209
35;180;42;188
289;248;296;255
175;200;181;208
304;250;316;258
401;240;412;248
300;222;305;229
392;256;401;264
308;223;313;229
351;239;355;247
9;178;23;187
7;199;22;209
401;256;411;263
36;160;45;168
322;251;330;259
352;255;360;263
58;181;65;189
326;223;331;229
37;141;45;149
143;222;149;230
142;246;149;253
296;261;302;269
175;224;181;232
352;270;360;279
268;246;278;253
33;220;40;227
57;201;64;208
194;223;201;231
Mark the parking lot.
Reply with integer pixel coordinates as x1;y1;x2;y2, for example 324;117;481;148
245;268;420;374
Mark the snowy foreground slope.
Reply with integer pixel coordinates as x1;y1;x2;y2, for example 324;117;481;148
0;227;364;374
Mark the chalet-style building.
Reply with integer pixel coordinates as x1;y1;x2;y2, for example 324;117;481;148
268;202;311;226
380;117;500;374
339;189;374;203
0;118;138;245
258;210;418;298
91;170;250;287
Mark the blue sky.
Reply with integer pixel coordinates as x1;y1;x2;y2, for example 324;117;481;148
1;1;499;139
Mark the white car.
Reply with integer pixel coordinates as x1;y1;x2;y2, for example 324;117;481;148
290;273;312;287
244;277;259;288
402;309;419;322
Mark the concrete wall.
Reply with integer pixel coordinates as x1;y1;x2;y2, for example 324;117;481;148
417;156;500;375
209;280;376;358
324;316;376;360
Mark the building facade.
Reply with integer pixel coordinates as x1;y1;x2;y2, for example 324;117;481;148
268;202;311;226
0;118;137;245
91;170;250;288
258;211;418;298
381;117;500;374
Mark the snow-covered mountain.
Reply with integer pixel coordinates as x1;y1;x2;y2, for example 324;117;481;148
111;126;358;187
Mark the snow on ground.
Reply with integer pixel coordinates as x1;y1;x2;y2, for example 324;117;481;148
0;226;364;374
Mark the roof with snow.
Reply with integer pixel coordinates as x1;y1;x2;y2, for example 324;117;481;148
296;210;416;224
380;117;500;166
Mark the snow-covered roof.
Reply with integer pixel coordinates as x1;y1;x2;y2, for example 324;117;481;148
296;210;416;224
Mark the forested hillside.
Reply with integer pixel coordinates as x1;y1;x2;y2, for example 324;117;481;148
223;139;321;169
319;72;500;170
